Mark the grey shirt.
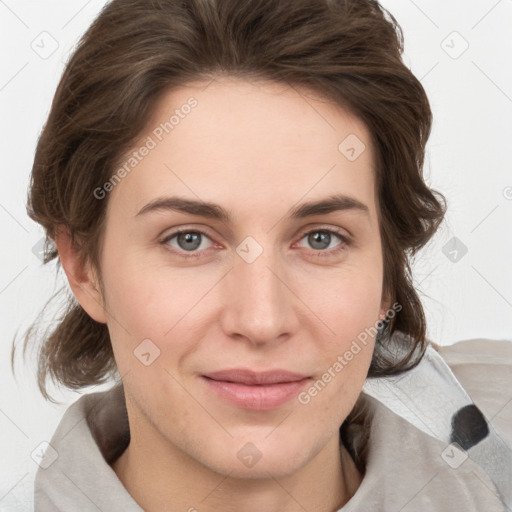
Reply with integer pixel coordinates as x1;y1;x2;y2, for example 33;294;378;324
34;339;512;511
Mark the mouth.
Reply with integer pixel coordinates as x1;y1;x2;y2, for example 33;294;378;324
201;368;311;410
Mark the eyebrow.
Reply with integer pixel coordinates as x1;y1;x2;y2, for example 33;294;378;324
135;193;370;222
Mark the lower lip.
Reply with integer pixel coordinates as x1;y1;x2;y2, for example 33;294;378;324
201;376;311;410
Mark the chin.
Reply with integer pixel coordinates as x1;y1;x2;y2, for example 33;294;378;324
197;439;313;480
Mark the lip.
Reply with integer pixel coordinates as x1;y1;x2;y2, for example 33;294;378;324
201;368;311;410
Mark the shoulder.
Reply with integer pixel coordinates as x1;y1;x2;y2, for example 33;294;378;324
436;338;512;448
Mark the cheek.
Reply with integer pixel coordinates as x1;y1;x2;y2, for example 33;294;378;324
96;241;169;361
100;224;384;369
99;240;181;327
307;260;384;338
300;259;384;391
99;247;218;368
297;271;381;420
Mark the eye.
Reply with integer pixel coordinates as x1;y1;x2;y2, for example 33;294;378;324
161;229;214;256
160;226;351;259
296;228;350;256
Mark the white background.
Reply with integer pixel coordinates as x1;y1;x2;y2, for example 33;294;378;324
1;0;511;510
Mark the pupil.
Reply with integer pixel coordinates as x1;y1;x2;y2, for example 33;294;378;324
179;232;201;251
310;232;329;250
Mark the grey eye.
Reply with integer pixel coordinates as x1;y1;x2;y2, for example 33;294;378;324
298;230;344;251
165;231;213;253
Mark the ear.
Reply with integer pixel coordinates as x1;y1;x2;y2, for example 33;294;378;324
54;225;107;324
378;292;392;322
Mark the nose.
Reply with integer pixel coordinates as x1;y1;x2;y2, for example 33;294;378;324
220;245;297;347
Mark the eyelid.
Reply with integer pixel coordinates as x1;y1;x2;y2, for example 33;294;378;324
159;226;219;257
293;225;352;254
296;224;350;240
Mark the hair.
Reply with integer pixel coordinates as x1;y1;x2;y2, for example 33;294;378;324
13;0;445;446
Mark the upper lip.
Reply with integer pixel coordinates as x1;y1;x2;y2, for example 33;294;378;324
203;368;310;385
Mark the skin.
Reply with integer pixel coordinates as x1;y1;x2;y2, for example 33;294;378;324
56;76;390;512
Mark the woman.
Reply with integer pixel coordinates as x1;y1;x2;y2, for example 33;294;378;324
15;0;512;510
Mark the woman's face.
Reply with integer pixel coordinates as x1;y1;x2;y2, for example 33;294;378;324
95;77;389;478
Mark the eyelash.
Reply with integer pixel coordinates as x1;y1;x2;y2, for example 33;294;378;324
159;226;351;260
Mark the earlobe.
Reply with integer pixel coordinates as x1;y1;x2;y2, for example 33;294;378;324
379;296;392;322
54;225;107;324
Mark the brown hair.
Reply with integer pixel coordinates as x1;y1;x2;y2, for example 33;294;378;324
12;0;445;410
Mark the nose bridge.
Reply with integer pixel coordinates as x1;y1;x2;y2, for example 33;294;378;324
223;240;293;345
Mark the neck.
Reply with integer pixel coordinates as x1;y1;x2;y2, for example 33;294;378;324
112;427;362;512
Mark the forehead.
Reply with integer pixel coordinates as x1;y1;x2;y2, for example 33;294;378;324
108;76;378;222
